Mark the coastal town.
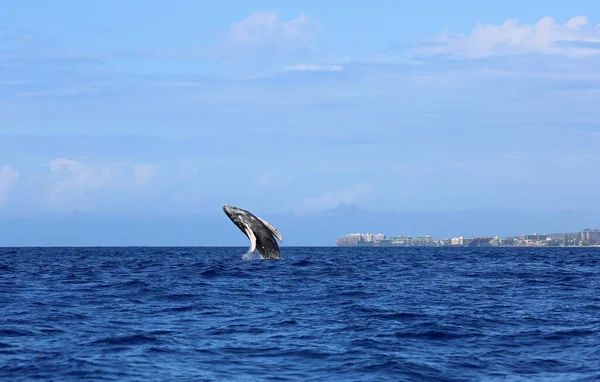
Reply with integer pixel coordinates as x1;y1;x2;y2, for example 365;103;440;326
335;229;600;247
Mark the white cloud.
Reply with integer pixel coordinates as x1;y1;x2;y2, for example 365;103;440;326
217;11;320;66
17;87;99;98
417;16;600;58
44;158;119;209
133;163;158;184
296;183;374;214
0;165;19;208
48;158;84;172
40;158;159;212
229;11;314;47
285;64;343;72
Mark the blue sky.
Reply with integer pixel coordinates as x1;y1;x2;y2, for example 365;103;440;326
1;1;600;245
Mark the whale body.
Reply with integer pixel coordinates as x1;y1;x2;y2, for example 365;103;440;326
222;204;283;260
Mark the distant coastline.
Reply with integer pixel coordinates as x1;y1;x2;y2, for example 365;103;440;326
336;229;600;247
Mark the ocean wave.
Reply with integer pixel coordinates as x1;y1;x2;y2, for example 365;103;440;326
1;246;599;381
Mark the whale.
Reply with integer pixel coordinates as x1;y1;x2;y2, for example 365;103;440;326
222;204;283;259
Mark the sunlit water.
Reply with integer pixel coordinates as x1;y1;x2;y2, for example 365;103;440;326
1;247;599;381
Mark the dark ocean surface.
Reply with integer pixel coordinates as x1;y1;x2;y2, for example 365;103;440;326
1;246;599;381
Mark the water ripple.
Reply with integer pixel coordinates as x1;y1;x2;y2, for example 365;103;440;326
1;246;599;381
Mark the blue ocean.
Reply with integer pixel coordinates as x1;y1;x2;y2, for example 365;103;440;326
1;246;599;381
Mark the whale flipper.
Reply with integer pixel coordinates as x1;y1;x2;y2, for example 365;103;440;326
243;225;257;253
257;217;283;242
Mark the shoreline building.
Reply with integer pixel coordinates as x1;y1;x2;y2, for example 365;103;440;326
580;229;600;245
336;228;600;247
335;233;386;246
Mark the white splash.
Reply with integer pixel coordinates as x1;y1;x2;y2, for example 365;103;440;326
242;250;263;261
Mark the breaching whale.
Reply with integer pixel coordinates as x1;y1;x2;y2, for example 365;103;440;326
222;204;283;259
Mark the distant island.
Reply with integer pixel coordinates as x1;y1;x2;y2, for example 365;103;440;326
336;229;600;247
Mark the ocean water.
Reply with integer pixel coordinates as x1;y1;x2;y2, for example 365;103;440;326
1;247;599;381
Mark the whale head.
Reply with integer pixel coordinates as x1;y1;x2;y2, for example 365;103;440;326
222;204;247;228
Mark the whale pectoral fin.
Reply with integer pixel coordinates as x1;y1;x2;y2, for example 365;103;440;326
257;217;283;242
243;225;257;252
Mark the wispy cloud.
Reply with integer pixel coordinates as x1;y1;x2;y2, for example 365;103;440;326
132;163;159;184
32;158;160;213
0;10;332;95
208;11;321;68
285;63;343;72
228;11;315;47
0;26;105;67
417;16;600;58
16;87;102;98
